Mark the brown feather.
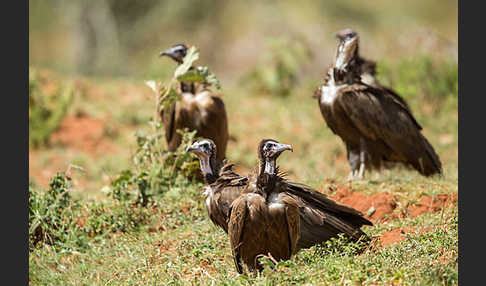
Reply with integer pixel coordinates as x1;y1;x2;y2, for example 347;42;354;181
162;85;229;163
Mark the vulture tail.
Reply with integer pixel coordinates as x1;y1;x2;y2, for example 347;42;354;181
413;134;443;177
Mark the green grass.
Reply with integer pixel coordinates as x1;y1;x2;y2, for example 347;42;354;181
29;56;458;285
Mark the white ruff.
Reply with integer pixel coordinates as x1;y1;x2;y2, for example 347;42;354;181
203;186;214;210
268;192;284;211
320;78;346;105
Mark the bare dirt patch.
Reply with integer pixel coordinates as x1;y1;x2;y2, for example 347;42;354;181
50;115;118;155
380;227;417;247
405;193;457;218
327;185;457;223
329;185;397;222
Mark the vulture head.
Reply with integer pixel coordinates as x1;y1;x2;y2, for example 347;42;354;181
335;28;358;42
258;139;293;176
160;44;189;64
186;139;218;183
330;34;361;85
335;34;359;70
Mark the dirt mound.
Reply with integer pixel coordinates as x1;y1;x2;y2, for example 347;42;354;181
406;193;457;218
329;186;397;222
51;115;118;155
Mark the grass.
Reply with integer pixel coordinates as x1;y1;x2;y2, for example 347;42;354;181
29;55;458;285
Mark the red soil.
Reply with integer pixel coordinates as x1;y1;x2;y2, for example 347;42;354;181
328;185;457;223
50;115;118;156
329;186;397;222
405;193;458;218
380;227;417;247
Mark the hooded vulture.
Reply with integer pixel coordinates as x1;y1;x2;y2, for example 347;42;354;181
186;139;248;234
252;140;372;251
160;44;229;163
335;29;415;118
313;34;442;180
228;139;299;273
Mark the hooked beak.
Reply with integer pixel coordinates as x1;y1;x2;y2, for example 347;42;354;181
335;28;357;41
335;36;358;69
186;142;206;157
159;46;184;64
275;143;293;154
159;48;173;58
186;143;198;153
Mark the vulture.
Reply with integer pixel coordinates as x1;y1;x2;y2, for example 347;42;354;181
228;139;373;273
186;139;248;233
228;139;300;273
313;33;442;180
335;28;415;119
160;44;229;163
188;138;372;273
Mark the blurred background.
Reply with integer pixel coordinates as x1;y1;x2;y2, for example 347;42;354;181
29;0;458;199
29;3;458;282
29;0;457;80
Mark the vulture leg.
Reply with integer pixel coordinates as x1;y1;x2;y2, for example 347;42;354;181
357;138;367;179
346;144;360;181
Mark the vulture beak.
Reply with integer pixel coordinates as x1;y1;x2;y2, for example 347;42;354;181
186;142;200;154
274;143;293;155
159;47;175;58
335;36;358;70
335;28;357;41
159;45;187;64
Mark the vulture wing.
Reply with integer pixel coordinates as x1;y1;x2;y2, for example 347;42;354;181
282;180;372;227
198;94;229;162
336;85;442;175
228;191;267;274
207;162;249;233
162;103;177;149
280;194;301;255
228;196;248;274
280;179;371;250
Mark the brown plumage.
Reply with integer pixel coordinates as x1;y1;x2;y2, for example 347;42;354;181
252;140;372;252
275;179;372;250
228;139;299;273
313;34;442;180
188;138;372;261
160;44;229;163
335;29;419;128
186;139;248;233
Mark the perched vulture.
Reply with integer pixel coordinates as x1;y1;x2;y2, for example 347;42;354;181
313;34;442;180
228;139;299;273
335;28;416;120
186;139;249;233
160;44;229;163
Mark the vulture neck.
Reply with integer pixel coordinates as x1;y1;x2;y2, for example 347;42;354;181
179;66;196;94
257;157;278;194
198;154;220;184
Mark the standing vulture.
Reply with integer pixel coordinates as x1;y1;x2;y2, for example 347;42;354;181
335;29;416;121
160;44;229;163
186;139;248;233
251;139;372;252
313;34;442;180
228;139;299;273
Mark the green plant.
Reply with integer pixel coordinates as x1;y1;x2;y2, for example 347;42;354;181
240;36;312;96
29;172;86;251
29;172;153;252
29;68;74;148
376;55;458;112
107;46;215;205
